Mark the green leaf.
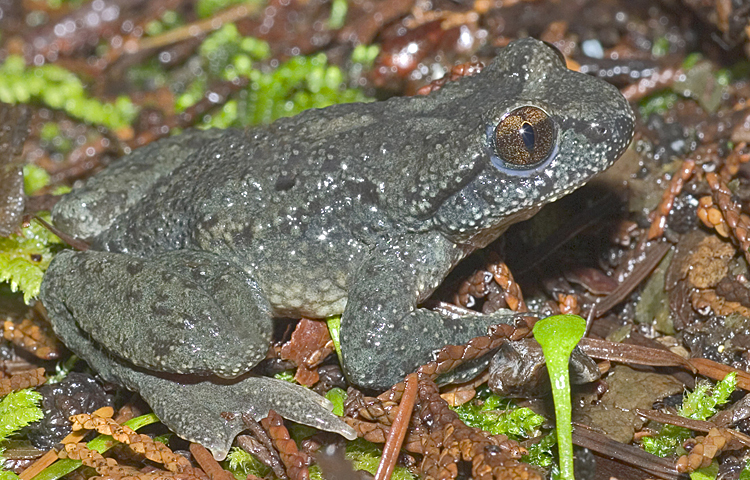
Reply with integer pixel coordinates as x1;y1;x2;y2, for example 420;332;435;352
690;462;718;480
0;470;19;480
0;389;44;442
325;387;347;417
0;213;63;303
739;459;750;480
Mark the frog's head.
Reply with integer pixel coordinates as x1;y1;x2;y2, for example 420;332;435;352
435;37;635;247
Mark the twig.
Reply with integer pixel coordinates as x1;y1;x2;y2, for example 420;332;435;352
374;373;417;480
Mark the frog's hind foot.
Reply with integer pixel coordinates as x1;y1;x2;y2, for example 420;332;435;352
137;372;357;461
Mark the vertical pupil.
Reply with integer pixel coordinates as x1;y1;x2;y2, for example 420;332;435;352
520;122;535;151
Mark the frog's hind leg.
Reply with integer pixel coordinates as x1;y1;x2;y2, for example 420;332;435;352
52;129;226;240
41;247;356;459
41;256;356;460
41;248;274;378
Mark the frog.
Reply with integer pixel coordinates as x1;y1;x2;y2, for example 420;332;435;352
40;38;635;460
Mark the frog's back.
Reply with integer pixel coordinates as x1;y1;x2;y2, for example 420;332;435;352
78;79;491;256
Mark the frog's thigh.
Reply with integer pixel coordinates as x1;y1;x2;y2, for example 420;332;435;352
41;249;273;378
340;250;518;391
40;283;355;460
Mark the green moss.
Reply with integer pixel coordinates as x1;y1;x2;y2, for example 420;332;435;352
23;164;51;195
351;44;380;69
144;10;184;37
126;60;171;90
0;56;138;132
642;372;736;457
652;36;670;57
273;370;296;383
639;91;679;118
0;213;63;303
221;53;370;126
641;424;692;457
225;447;271;480
44;0;85;8
181;24;372;127
523;432;556;470
226;437;415;480
198;23;270;79
195;0;265;19
309;439;416;480
452;387;545;440
681;372;735;420
328;0;348;29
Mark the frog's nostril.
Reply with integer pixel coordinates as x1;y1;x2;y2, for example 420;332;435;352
584;122;609;140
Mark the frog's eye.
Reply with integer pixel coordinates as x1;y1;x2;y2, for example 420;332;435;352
493;106;556;169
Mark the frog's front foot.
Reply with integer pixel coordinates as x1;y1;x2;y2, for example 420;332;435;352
339;243;522;391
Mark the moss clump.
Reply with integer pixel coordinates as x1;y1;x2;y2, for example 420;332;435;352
0;388;44;478
452;387;545;440
195;0;264;19
642;372;736;457
0;56;137;133
175;23;372;128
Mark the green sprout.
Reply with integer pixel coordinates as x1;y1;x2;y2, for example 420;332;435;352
532;314;586;480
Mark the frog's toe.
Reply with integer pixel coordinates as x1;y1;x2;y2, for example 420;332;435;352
135;373;357;460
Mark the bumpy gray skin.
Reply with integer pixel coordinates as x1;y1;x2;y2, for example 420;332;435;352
40;38;634;459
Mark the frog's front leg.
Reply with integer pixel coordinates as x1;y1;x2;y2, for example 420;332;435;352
339;234;520;391
41;249;355;459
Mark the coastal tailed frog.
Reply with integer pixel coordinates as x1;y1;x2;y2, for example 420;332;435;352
40;38;635;459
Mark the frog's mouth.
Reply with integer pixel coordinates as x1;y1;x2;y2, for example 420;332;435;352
464;204;543;249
